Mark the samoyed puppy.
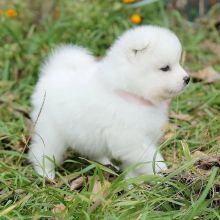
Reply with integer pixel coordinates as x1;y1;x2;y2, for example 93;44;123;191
29;25;190;179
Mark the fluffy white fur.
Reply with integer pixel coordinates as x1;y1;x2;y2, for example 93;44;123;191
29;25;189;179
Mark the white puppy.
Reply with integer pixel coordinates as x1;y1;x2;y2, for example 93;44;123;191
29;25;189;179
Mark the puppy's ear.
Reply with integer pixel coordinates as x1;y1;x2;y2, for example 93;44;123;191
127;44;149;61
132;45;148;55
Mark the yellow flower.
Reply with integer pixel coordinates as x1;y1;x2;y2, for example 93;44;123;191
123;0;136;3
53;7;60;19
6;9;17;17
130;14;142;24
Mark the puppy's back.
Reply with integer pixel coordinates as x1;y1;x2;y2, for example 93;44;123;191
40;45;96;76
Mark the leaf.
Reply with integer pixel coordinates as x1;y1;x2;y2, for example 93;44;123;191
192;151;207;160
88;177;111;213
90;177;110;203
192;151;220;170
170;111;193;122
203;41;220;58
162;122;178;140
190;66;220;83
52;203;66;214
70;176;84;190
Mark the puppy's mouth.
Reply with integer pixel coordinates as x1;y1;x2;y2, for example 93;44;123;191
164;89;178;97
163;87;184;99
168;82;189;95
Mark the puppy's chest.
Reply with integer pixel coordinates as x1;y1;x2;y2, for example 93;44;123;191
114;104;168;136
142;107;168;135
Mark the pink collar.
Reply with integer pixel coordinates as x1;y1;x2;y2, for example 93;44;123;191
115;90;154;107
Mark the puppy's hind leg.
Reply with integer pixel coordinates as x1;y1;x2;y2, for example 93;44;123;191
28;126;66;179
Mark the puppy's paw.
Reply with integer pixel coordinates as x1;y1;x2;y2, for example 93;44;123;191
35;166;56;180
95;157;112;165
154;161;167;175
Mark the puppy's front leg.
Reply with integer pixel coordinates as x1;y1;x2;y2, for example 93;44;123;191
121;145;167;178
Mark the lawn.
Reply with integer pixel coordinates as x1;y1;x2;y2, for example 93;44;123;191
0;0;220;219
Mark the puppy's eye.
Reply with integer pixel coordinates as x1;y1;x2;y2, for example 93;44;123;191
160;65;170;72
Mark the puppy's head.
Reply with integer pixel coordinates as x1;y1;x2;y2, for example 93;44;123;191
105;25;189;103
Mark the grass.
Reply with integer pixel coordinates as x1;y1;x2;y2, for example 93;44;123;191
0;0;220;219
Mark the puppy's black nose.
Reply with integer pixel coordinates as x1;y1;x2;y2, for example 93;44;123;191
183;76;190;85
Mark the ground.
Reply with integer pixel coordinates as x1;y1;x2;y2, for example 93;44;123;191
0;0;220;219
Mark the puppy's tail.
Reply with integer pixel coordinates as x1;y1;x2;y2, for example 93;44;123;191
40;45;95;75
